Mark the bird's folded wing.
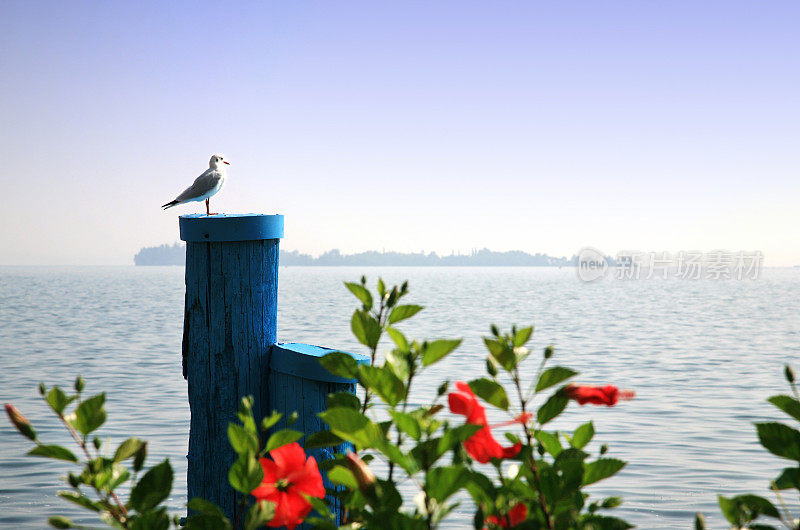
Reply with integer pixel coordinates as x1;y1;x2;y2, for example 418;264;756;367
175;170;221;202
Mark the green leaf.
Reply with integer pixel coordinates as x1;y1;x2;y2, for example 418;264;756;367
385;348;411;381
351;311;382;349
188;497;228;519
186;498;232;530
438;424;482;457
736;494;780;519
73;393;106;436
113;437;145;462
28;444;78;463
386;327;410;352
305;430;345;449
58;491;101;512
422;339;462;367
130;459;173;512
467;378;509;410
328;392;361;410
388;304;423;325
133;441;147;472
228;424;259;455
46;387;74;415
261;411;283;432
601;496;623;509
483;338;515;371
774;467;800;489
327;465;359;489
584;458;626;485
129;507;170;530
768;395;800;422
535;430;562;457
48;516;74;528
265;429;303;452
390;410;422;441
319;408;383;449
513;326;533;347
537;392;568;425
345;282;373;309
756;422;800;461
571;422;595;449
228;453;263;494
359;365;405;406
536;366;578;393
718;496;743;525
426;465;467;502
319;352;360;380
244;500;276;530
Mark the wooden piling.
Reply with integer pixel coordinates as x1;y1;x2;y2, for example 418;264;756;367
178;213;367;525
180;214;283;520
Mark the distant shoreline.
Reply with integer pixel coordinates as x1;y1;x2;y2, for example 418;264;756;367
133;243;576;267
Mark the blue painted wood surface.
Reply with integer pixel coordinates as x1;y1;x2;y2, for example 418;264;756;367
180;213;283;242
180;214;363;526
268;344;368;528
182;216;282;521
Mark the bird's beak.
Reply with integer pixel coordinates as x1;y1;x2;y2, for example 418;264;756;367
223;161;230;165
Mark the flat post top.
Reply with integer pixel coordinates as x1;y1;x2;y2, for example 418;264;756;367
271;343;369;384
179;214;284;242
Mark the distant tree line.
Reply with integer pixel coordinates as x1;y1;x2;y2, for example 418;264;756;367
134;244;575;267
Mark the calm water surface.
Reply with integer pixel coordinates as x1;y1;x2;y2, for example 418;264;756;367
1;266;798;528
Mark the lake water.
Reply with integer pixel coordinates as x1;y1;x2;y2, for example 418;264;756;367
1;266;798;529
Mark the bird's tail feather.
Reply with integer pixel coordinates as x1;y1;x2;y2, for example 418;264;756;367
161;200;180;210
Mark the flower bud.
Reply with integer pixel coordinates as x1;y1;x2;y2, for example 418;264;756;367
544;345;554;360
38;383;46;396
345;451;376;493
600;444;608;455
486;358;498;377
74;376;85;393
5;404;37;441
694;512;706;530
785;365;795;384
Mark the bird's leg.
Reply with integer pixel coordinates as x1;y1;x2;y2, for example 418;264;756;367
205;198;217;216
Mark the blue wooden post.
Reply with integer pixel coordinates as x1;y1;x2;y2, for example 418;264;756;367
180;214;284;521
179;214;367;526
268;343;368;527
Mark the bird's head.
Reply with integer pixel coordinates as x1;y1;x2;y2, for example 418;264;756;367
209;154;230;169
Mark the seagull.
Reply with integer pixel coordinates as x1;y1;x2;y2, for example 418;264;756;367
162;154;230;215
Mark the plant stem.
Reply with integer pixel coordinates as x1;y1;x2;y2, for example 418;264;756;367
513;368;553;530
388;369;414;482
57;412;129;523
770;482;795;530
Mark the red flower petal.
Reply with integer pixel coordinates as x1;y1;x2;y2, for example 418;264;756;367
501;442;522;459
508;503;527;525
270;442;307;474
291;456;325;498
450;381;523;463
565;384;634;406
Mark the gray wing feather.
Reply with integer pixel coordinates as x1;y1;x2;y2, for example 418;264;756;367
174;169;222;202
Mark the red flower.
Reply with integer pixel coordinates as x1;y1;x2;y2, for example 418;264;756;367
565;384;635;406
448;381;523;463
251;442;325;530
485;503;528;528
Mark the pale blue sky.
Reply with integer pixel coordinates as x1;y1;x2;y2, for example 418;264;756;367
1;1;798;265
